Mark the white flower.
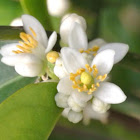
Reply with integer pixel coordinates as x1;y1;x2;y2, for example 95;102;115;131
47;0;70;17
60;13;87;44
54;22;129;79
0;15;57;77
55;48;127;123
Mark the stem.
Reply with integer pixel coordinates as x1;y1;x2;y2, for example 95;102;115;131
92;0;104;39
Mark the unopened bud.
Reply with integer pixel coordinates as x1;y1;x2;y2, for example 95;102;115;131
60;13;87;44
46;51;59;63
47;0;70;16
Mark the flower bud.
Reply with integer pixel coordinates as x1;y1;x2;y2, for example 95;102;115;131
10;18;23;26
60;13;87;44
68;110;83;123
92;98;110;113
47;0;70;17
46;51;59;63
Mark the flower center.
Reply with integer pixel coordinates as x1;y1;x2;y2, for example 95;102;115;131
12;27;38;54
80;72;93;85
70;64;107;94
79;46;99;56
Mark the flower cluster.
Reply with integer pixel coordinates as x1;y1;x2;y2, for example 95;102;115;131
54;14;129;123
0;13;129;124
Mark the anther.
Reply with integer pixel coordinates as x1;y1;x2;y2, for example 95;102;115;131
29;27;37;37
96;83;100;87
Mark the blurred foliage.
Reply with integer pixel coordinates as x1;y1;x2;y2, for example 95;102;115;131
49;115;140;140
20;0;53;30
0;0;23;25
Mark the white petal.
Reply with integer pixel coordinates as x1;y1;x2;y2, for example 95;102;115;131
62;108;70;118
68;110;83;123
45;31;57;53
1;55;20;66
1;53;34;66
14;54;44;77
61;48;88;73
15;63;43;77
88;38;106;48
71;91;92;107
98;43;129;64
82;53;93;65
92;98;110;113
54;57;69;79
55;92;69;108
54;65;68;79
91;49;115;75
94;82;127;104
68;96;83;112
0;43;20;56
68;22;88;50
83;103;109;125
22;15;48;47
60;13;87;44
57;76;73;95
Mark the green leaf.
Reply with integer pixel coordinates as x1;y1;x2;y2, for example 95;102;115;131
0;74;36;103
0;82;62;140
20;0;53;30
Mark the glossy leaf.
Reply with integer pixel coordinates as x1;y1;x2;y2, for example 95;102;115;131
0;82;62;140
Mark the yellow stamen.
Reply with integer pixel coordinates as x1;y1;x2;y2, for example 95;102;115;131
93;53;97;56
69;64;107;95
96;83;100;87
79;49;84;53
91;46;99;51
72;84;78;89
29;27;37;37
13;28;38;54
16;45;31;53
79;46;99;56
20;32;29;42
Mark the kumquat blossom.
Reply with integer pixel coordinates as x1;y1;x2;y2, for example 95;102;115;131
55;48;127;123
0;15;57;77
